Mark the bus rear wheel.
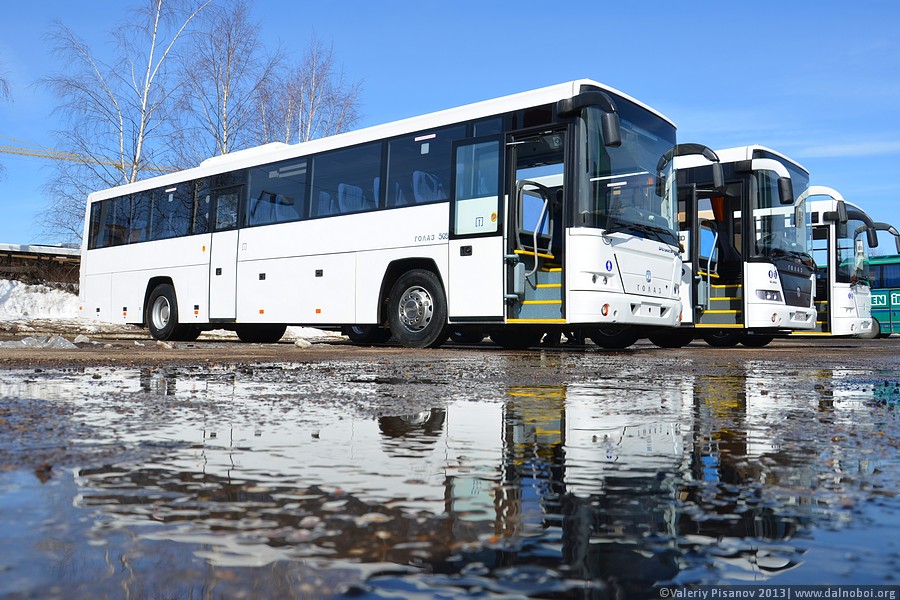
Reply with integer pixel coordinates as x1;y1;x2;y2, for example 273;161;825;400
235;324;287;343
147;283;197;342
740;333;774;347
387;269;449;348
590;326;640;349
703;330;741;348
648;329;694;348
344;325;392;345
489;330;542;349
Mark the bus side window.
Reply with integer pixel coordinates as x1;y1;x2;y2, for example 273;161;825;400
387;125;466;207
212;189;241;231
150;185;192;241
453;139;500;236
192;180;211;235
311;143;380;217
247;158;306;226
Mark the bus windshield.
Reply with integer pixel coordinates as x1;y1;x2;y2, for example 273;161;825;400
751;167;811;260
577;102;678;247
835;217;872;285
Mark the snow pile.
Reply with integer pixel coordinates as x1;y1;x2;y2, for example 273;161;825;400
0;279;80;320
0;278;343;342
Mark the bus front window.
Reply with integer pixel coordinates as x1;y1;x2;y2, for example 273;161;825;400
751;170;811;259
577;104;679;247
836;218;871;285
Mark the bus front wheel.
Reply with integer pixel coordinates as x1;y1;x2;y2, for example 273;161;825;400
388;270;449;348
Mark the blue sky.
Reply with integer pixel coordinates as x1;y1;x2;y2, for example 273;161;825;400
1;0;899;250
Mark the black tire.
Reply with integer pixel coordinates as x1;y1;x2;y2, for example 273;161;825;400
146;283;183;341
590;325;640;349
344;325;392;345
178;327;202;342
490;330;542;350
235;324;287;343
703;330;741;347
387;269;449;348
740;333;774;348
449;328;485;344
648;329;694;348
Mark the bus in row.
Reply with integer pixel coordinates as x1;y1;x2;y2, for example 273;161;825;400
78;80;686;348
667;145;817;348
796;188;878;337
868;223;900;338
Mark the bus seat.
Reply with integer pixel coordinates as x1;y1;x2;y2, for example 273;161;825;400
338;183;371;213
274;195;299;222
249;193;277;225
316;191;337;217
413;171;444;203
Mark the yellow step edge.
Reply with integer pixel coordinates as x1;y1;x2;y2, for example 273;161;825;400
514;249;555;260
523;300;562;305
536;283;562;289
693;323;745;329
702;309;741;315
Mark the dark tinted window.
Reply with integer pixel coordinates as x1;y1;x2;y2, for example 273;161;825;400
311;143;381;217
247;158;307;226
150;185;193;240
386;126;465;208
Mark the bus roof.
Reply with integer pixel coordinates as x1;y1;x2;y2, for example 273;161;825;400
88;79;675;203
674;144;809;174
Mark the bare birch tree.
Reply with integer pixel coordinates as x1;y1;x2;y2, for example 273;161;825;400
0;61;10;179
174;0;282;164
38;0;209;243
256;35;362;145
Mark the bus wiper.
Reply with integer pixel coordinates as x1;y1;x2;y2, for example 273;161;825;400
611;219;678;247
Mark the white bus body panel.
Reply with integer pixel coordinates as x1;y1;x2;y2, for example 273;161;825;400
566;229;681;326
209;230;239;320
80;236;212;326
743;262;816;329
229;203;450;325
829;283;872;336
448;236;504;318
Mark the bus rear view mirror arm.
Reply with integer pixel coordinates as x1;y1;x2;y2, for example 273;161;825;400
556;91;621;147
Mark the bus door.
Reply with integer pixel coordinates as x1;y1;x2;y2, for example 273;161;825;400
505;129;566;322
208;186;241;320
448;137;505;319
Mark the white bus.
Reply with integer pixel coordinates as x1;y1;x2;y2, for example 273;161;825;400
798;188;877;337
648;145;818;348
78;80;684;348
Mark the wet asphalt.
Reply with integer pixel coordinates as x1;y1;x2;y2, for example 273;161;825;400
0;335;898;598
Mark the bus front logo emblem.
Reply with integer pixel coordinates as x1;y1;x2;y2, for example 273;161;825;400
645;270;652;283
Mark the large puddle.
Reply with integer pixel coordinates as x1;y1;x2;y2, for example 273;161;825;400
0;354;898;598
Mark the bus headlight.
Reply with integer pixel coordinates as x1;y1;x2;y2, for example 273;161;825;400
756;290;783;302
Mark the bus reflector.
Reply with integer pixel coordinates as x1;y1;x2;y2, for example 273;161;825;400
259;309;265;315
316;308;322;314
601;304;610;317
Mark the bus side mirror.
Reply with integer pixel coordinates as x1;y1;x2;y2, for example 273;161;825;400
601;112;622;148
824;200;848;224
778;177;794;205
711;163;724;190
868;227;879;248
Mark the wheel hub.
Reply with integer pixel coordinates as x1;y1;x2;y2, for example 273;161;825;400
399;286;433;331
152;297;171;330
